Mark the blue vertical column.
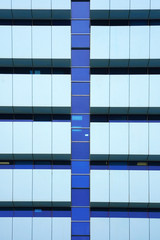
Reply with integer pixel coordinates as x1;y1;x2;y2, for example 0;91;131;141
71;2;90;240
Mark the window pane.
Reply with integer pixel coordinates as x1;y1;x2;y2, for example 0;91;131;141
72;142;89;159
72;207;90;221
72;50;90;67
72;189;90;206
72;161;90;174
72;96;90;113
72;129;89;141
72;2;90;19
72;175;90;188
72;114;90;128
72;20;90;34
72;35;90;48
72;222;90;235
72;68;90;82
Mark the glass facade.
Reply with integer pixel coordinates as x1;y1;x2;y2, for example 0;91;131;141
0;0;160;239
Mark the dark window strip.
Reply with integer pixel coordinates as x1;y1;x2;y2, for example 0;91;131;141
90;161;160;170
0;19;71;26
0;114;71;121
91;68;160;75
91;19;160;26
0;67;71;74
0;160;71;170
0;208;71;217
72;48;90;50
91;208;160;218
90;115;160;122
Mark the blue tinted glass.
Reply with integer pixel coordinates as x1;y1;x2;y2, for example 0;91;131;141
72;222;90;235
72;20;90;34
15;161;33;169
72;175;89;188
72;189;90;206
0;210;13;217
53;210;71;217
72;114;90;128
72;237;90;240
14;210;33;217
72;129;89;141
72;82;90;95
72;207;90;221
72;142;89;159
129;211;148;218
91;211;109;217
109;211;128;218
72;68;90;82
72;50;90;67
72;2;90;19
72;161;90;174
72;96;90;113
34;210;51;217
72;35;90;48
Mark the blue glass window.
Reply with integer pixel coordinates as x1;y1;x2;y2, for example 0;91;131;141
72;142;89;159
72;222;90;235
72;96;90;113
72;175;89;188
72;20;90;34
72;129;89;141
72;50;90;67
72;114;90;128
72;189;90;206
72;68;90;82
72;237;90;240
72;82;90;95
72;161;90;174
14;210;33;217
72;35;90;48
53;210;71;217
72;2;90;19
72;207;90;221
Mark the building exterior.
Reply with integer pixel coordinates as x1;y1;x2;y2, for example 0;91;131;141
0;0;160;239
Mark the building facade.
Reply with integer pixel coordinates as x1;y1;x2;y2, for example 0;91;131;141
0;0;160;239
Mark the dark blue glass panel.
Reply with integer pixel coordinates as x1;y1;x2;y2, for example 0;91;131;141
128;165;148;170
34;210;52;217
72;237;90;240
72;82;90;95
72;129;89;141
14;161;33;169
72;142;89;159
72;35;90;48
149;212;160;218
72;222;90;235
72;50;90;67
34;162;51;169
72;189;90;206
91;211;109;217
72;68;90;82
72;207;90;221
14;210;33;217
53;210;71;217
72;114;90;128
0;210;13;217
72;2;90;19
0;164;13;169
129;211;148;218
110;211;128;218
72;96;90;113
72;175;89;188
91;165;109;170
72;20;90;34
72;161;90;174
